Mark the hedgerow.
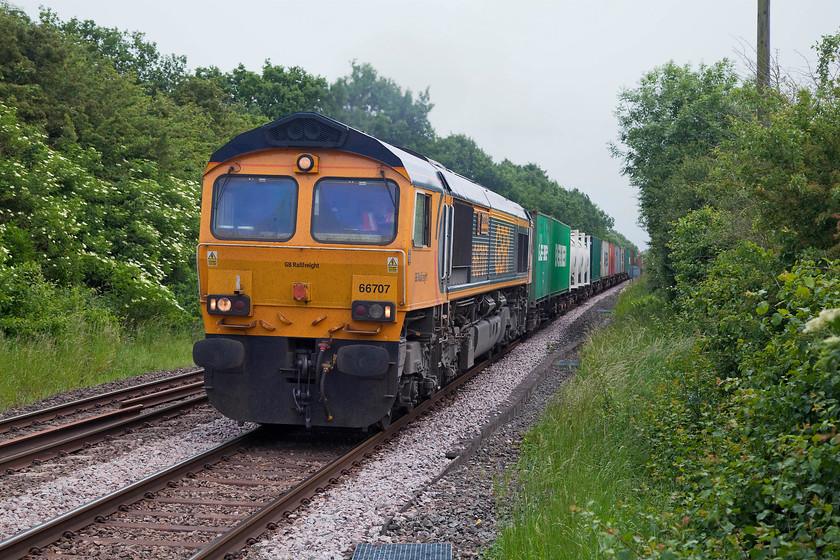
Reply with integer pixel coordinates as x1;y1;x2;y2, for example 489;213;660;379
576;27;840;560
577;260;840;559
0;96;202;327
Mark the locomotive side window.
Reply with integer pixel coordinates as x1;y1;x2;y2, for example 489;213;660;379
311;178;398;244
517;230;530;273
211;175;297;241
413;192;431;247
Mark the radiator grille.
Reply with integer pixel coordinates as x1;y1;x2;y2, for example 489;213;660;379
264;116;346;147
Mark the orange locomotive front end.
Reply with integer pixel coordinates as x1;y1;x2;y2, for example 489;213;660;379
193;113;530;429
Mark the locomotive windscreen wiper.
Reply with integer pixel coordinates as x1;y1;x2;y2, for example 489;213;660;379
380;170;397;214
213;164;240;211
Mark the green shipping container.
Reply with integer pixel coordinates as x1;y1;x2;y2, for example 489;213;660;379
590;235;602;281
550;217;571;295
530;212;551;302
530;212;571;302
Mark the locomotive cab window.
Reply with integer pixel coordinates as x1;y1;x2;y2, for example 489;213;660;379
311;178;398;245
413;192;431;247
211;175;297;241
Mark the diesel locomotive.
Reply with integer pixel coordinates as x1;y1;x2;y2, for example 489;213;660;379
192;112;632;430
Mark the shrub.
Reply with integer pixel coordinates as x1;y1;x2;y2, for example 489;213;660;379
583;260;840;558
0;261;116;337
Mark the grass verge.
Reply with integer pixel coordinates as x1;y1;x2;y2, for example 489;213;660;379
0;318;202;412
487;277;696;559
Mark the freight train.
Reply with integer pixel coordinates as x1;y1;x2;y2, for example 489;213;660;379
192;112;634;430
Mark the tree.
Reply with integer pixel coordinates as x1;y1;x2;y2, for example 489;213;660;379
713;31;840;260
58;13;188;94
324;61;435;151
218;61;328;120
0;100;199;326
613;60;742;288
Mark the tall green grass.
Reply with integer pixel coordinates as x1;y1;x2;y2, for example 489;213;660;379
0;317;202;411
488;278;696;559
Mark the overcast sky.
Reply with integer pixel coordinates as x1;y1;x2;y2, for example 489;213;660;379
10;1;840;249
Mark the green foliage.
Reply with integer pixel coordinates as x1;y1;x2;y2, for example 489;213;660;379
58;13;188;94
325;61;436;151
199;60;329;121
613;60;743;288
489;278;692;559
815;31;840;89
714;87;840;259
0;2;631;341
0;5;255;182
617;31;840;289
571;31;840;559
0;262;116;338
612;57;840;552
678;241;778;377
423;133;496;185
567;262;840;559
0;98;198;328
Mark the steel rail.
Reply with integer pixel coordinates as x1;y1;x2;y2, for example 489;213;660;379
0;369;204;434
0;393;208;473
0;345;515;559
189;344;515;560
0;431;258;559
118;380;205;409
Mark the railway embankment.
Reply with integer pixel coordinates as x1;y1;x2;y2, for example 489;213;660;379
484;259;840;559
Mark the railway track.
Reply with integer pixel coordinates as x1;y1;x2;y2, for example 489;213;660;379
0;346;513;560
0;372;207;473
0;370;205;435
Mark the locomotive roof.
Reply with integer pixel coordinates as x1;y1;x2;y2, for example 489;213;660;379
208;112;529;221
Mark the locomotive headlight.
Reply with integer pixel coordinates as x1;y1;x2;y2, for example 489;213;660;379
368;303;384;319
295;153;319;173
207;294;251;316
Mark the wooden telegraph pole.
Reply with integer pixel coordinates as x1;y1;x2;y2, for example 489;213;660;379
757;0;770;93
